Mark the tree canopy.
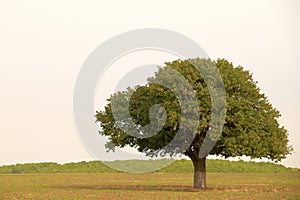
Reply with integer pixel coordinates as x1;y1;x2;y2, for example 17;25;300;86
96;58;292;188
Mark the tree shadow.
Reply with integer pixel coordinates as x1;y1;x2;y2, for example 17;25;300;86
49;184;209;192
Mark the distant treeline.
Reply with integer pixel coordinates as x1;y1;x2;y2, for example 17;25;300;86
0;159;298;174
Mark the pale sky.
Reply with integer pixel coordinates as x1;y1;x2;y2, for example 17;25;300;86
0;0;299;168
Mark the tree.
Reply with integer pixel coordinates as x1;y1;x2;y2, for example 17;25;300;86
95;58;292;189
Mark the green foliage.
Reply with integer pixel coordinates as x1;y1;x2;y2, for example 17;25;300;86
0;161;119;174
0;159;298;174
103;159;173;173
96;58;292;161
158;159;298;173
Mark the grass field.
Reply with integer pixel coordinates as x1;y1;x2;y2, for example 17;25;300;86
0;173;299;199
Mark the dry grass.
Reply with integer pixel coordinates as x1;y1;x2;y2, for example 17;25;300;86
0;173;299;199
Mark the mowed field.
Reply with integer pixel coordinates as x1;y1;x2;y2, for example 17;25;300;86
0;173;299;200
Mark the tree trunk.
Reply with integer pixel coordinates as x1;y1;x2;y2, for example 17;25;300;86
192;157;206;189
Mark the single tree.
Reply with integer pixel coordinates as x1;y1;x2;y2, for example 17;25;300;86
96;58;292;189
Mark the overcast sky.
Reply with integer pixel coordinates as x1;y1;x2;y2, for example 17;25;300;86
0;0;299;168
